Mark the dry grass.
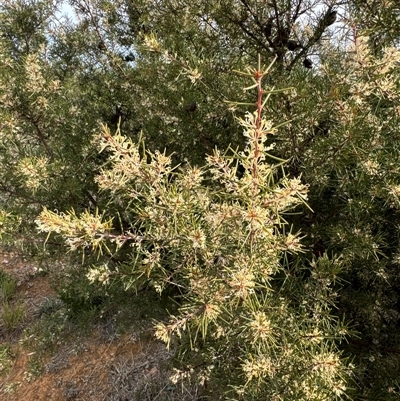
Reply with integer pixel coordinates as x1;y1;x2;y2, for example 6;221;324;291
0;251;207;401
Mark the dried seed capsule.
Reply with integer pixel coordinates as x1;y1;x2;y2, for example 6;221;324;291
303;58;313;69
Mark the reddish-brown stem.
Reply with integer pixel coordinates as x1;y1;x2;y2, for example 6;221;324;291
252;69;264;181
31;117;54;159
352;23;358;46
249;68;264;246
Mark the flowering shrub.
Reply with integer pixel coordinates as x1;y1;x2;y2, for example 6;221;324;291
36;60;350;400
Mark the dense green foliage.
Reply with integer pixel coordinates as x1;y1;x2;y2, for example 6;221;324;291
1;0;400;399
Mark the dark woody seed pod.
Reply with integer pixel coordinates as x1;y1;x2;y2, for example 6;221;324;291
287;40;302;51
325;10;337;26
186;102;197;112
303;58;313;69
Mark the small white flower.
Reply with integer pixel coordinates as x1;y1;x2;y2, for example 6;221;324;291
86;264;111;285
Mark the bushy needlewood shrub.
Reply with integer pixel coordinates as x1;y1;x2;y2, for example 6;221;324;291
36;60;351;400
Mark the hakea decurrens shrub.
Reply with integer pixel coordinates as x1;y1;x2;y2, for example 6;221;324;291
36;59;351;400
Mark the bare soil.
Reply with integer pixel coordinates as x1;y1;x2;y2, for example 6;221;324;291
0;251;190;401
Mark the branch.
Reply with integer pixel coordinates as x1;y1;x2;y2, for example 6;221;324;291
228;15;272;54
30;116;54;159
238;0;275;48
287;6;336;71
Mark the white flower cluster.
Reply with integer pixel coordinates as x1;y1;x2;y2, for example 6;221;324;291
86;263;111;285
